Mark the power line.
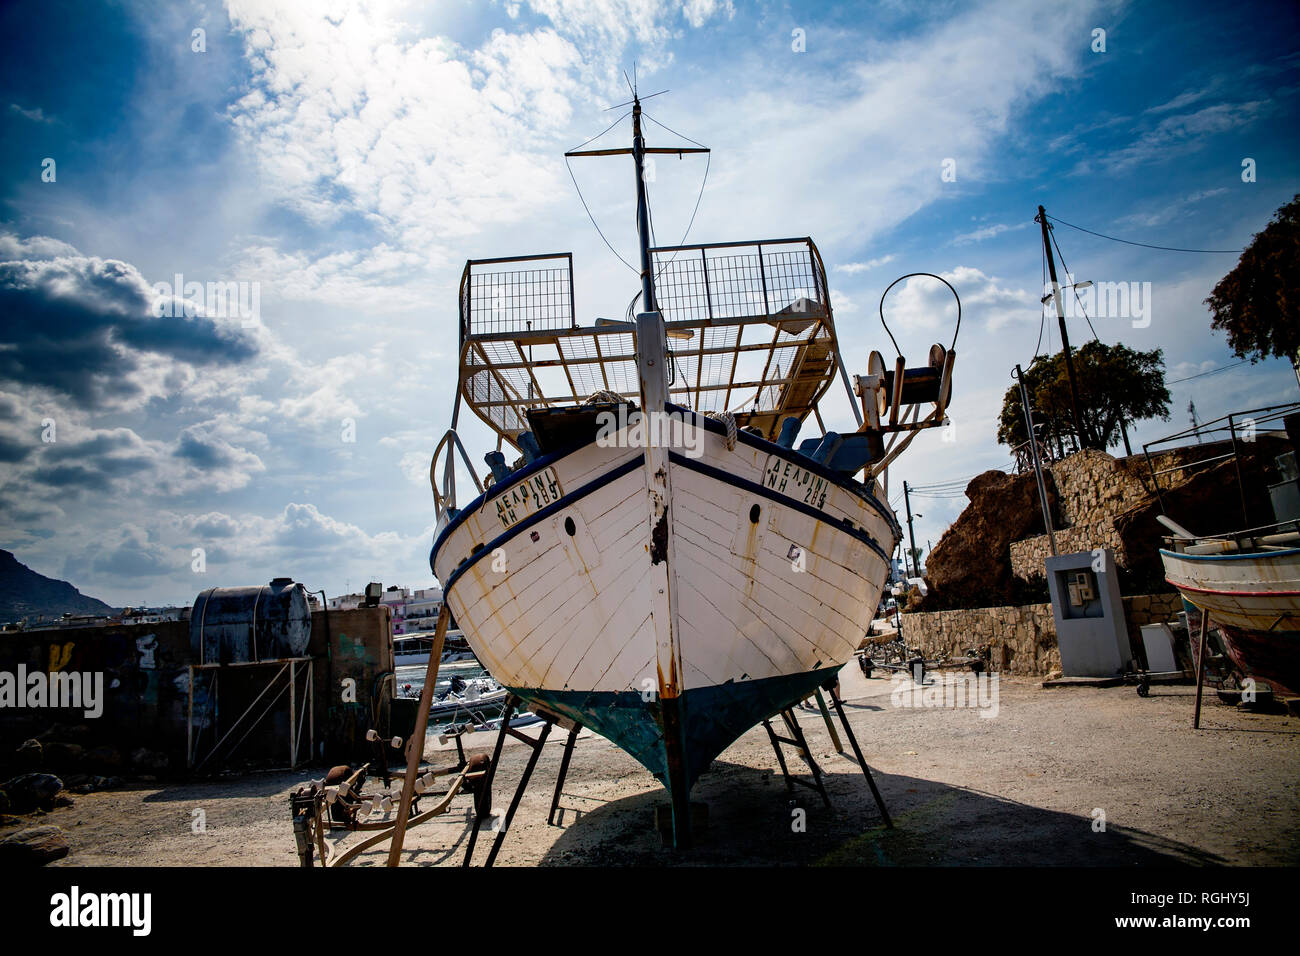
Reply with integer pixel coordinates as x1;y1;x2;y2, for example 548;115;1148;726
907;467;1012;494
1048;227;1102;342
1045;214;1241;254
1166;359;1251;384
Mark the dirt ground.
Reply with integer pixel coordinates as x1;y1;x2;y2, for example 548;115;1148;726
35;664;1300;867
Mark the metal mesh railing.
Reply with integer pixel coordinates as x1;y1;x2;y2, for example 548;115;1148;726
461;254;575;337
651;239;825;325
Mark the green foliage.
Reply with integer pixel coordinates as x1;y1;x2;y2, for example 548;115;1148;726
1206;194;1300;364
997;341;1171;451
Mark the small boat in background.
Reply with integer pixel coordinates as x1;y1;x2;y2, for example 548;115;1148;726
1160;523;1300;696
1147;403;1300;699
392;629;476;667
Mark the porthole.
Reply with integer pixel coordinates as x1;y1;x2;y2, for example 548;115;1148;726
749;504;761;524
564;516;577;536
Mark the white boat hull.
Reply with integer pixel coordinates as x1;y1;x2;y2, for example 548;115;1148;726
1160;546;1300;694
430;409;899;795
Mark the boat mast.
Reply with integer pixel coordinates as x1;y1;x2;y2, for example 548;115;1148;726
565;91;708;315
631;95;657;313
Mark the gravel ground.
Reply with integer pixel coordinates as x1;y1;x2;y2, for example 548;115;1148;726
33;665;1300;867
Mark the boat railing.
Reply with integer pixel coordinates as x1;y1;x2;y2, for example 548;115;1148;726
1162;517;1300;552
429;427;485;524
648;237;829;326
453;238;844;446
459;252;576;340
1141;400;1300;526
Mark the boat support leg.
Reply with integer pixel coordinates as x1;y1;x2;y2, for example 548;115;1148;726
824;678;893;829
547;721;583;826
463;696;559;868
1193;607;1210;730
762;708;831;809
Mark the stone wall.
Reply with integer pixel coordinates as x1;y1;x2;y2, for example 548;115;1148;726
1009;449;1152;580
899;592;1185;676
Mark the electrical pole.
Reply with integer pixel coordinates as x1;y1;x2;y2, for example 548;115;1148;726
1037;205;1090;450
903;481;920;580
1017;364;1058;556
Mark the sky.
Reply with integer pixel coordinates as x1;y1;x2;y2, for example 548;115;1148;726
1;0;1298;608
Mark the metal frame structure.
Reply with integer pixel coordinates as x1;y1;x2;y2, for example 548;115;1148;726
186;657;314;772
456;238;842;449
1141;400;1300;528
763;678;892;828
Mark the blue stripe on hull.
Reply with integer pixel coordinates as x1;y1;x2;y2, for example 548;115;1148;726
508;665;843;792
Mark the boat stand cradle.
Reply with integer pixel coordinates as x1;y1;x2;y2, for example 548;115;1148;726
289;607;891;864
461;694;582;867
763;680;893;829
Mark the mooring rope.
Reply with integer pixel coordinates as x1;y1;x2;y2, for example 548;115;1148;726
706;410;738;450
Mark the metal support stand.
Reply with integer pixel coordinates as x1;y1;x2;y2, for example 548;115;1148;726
387;603;450;866
462;695;559;868
763;708;831;809
1193;607;1210;730
547;720;584;826
812;687;842;751
823;678;893;828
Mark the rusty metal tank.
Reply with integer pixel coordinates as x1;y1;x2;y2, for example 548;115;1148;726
190;577;312;665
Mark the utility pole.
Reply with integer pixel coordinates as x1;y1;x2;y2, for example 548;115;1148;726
903;481;920;579
1037;205;1090;450
1017;364;1058;556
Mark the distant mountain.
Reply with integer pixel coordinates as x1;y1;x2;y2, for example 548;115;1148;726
0;550;115;624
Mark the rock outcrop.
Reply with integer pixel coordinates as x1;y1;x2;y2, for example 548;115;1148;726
919;469;1058;609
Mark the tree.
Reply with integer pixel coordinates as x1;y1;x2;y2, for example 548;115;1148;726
998;341;1171;454
1206;194;1300;372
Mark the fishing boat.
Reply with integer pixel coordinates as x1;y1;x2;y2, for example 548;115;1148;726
1146;404;1300;699
1159;521;1300;696
427;91;957;846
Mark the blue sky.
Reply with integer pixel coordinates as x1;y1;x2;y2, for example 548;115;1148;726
1;0;1297;607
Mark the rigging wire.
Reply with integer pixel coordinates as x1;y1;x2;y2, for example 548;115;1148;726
565;110;639;275
618;108;713;315
643;111;712;260
1044;214;1241;254
1048;227;1101;343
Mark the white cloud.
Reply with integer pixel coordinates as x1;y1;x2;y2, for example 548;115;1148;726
1089;101;1269;173
835;255;895;274
954;221;1030;244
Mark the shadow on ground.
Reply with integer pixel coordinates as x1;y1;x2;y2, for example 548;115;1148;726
534;759;1227;867
140;770;307;802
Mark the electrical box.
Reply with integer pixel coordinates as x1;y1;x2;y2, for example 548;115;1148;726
1045;549;1132;677
1067;570;1096;606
